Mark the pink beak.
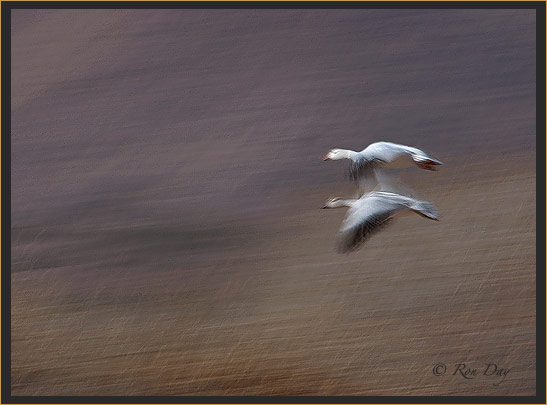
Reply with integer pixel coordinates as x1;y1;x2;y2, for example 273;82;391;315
323;154;331;161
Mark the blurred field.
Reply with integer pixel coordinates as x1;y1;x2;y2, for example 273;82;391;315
10;9;536;396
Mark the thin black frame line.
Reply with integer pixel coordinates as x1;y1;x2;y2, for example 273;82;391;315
2;1;545;404
1;395;544;404
534;2;547;405
0;1;544;10
1;0;13;403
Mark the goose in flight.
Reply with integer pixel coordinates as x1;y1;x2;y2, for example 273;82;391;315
321;191;439;253
323;141;443;186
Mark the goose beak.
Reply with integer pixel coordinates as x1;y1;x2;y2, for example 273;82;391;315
323;154;331;161
321;205;328;209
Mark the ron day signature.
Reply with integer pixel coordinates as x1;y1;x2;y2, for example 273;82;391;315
433;362;511;386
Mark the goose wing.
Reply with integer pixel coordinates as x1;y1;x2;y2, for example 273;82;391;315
379;142;443;169
336;194;405;253
365;142;442;169
363;142;410;162
355;164;418;197
349;156;383;184
351;142;412;186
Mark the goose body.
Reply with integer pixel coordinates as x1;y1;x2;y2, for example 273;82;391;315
323;141;443;185
322;191;439;253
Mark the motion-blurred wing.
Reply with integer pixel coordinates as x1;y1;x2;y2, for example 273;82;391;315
372;167;417;197
350;157;384;194
336;196;402;253
365;142;409;162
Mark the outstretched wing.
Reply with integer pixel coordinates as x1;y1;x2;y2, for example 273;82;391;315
349;157;386;195
349;157;384;182
394;144;443;170
336;196;402;253
372;166;418;197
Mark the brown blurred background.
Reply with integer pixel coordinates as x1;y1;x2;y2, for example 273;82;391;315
11;9;536;396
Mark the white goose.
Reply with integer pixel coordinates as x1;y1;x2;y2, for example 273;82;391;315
323;141;442;186
321;191;439;253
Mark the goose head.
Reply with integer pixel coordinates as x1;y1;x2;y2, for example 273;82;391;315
323;149;347;161
321;197;347;209
323;149;356;160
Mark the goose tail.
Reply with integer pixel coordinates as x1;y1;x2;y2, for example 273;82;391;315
411;153;443;171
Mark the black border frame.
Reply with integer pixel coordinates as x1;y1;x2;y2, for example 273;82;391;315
2;1;545;404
